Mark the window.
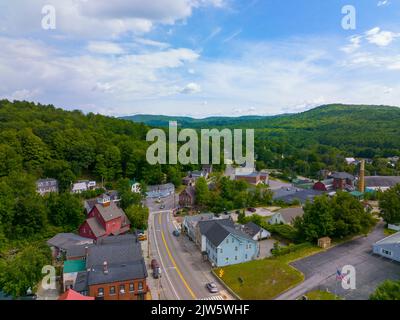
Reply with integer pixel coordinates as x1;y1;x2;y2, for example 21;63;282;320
109;286;115;295
97;288;104;297
138;282;143;291
120;284;125;294
382;249;392;256
249;244;252;249
235;256;237;260
226;238;229;244
129;283;134;292
245;254;248;259
235;246;238;251
220;249;223;253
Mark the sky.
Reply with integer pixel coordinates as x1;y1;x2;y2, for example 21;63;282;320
0;0;400;117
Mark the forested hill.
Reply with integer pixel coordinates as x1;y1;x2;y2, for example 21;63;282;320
121;114;269;128
0;99;171;187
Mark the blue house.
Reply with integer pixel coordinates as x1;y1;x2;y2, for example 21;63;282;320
204;223;259;267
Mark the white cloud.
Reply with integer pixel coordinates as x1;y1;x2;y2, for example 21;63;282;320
377;0;390;7
365;27;400;47
223;29;242;43
180;82;202;94
87;41;125;55
133;38;170;48
0;0;226;39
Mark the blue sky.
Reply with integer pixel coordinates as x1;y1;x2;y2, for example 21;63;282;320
0;0;400;117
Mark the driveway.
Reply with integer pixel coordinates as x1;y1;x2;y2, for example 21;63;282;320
276;222;400;300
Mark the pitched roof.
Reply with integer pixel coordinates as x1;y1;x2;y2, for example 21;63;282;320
243;221;262;237
205;223;253;247
86;217;106;238
47;233;93;249
198;218;234;236
365;176;400;188
278;207;304;223
331;172;355;180
94;202;124;222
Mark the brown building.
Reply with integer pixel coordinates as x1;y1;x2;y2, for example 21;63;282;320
331;172;355;190
179;186;196;207
70;234;149;300
235;171;269;185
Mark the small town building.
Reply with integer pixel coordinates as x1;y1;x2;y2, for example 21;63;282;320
331;172;355;190
235;171;269;185
242;222;271;241
273;187;323;204
268;207;304;225
204;223;259;267
84;192;121;214
313;179;334;192
373;232;400;262
182;213;215;241
72;180;97;194
36;178;59;196
146;183;175;198
47;233;94;260
78;195;130;240
63;260;86;291
196;218;235;252
365;176;400;192
62;235;149;300
345;157;358;165
179;186;196;207
318;237;332;249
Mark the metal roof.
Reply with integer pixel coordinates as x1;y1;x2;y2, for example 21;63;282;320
63;260;86;274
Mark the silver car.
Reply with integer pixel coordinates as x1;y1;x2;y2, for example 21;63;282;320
206;282;219;293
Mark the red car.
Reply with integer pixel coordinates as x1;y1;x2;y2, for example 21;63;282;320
247;207;257;213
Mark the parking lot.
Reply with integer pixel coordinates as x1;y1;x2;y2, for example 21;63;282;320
277;222;400;300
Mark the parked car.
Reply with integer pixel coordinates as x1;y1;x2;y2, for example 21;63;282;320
206;282;219;293
138;233;147;241
172;230;180;237
151;259;159;270
160;204;165;209
247;207;257;213
153;267;161;279
151;259;161;279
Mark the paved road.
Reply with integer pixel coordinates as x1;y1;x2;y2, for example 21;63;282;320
146;195;227;300
276;222;400;300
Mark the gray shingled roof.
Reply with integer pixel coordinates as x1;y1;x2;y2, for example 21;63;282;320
331;172;355;180
243;221;261;237
66;244;93;259
47;233;93;249
205;222;253;247
198;218;234;236
365;176;400;188
86;217;106;237
86;236;147;286
95;202;124;222
278;207;304;223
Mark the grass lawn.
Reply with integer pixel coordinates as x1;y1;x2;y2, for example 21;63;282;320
384;228;398;236
305;290;342;300
217;245;321;300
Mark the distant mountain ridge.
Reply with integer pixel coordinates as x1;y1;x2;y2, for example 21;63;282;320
121;104;400;129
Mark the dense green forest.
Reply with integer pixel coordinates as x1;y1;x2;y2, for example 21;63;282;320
0;99;184;298
126;104;400;178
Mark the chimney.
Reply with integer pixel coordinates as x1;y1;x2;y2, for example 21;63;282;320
103;261;109;274
359;159;365;193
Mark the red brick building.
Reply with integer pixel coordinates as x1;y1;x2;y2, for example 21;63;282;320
79;195;130;240
179;186;196;207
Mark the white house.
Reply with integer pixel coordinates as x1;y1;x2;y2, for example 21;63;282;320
72;180;96;194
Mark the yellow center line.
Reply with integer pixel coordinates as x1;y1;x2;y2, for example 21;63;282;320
159;213;197;300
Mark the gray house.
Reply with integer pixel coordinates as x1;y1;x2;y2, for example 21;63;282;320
373;232;400;262
36;178;59;196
